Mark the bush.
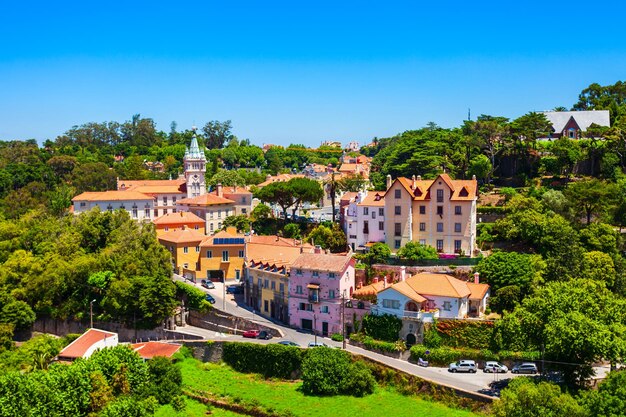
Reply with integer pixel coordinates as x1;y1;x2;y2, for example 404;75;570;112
409;345;540;366
301;347;375;397
423;323;442;348
361;314;402;342
435;320;495;350
330;333;343;342
222;342;303;379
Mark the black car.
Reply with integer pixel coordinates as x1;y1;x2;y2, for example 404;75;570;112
204;294;216;304
226;284;244;294
257;330;273;340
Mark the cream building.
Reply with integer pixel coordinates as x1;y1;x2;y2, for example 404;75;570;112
384;174;477;256
72;191;155;220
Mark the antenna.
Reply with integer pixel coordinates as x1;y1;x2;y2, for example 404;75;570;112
468;108;471;121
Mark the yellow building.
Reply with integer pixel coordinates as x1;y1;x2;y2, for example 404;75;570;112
199;228;246;282
176;185;236;234
245;236;313;324
153;211;206;237
158;227;206;279
384;174;477;256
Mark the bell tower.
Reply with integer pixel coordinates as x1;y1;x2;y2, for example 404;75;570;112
184;127;207;197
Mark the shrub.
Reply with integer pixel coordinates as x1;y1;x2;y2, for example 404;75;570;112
330;333;343;342
222;342;303;379
301;347;375;397
423;323;442;348
435;320;495;350
409;345;540;366
361;314;402;342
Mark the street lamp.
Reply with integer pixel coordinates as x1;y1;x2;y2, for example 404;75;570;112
341;290;347;349
90;299;96;329
313;314;317;345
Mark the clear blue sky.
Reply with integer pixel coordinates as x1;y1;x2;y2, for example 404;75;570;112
1;1;626;147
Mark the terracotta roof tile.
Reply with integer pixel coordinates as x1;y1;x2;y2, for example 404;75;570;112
290;252;353;272
385;175;477;201
126;185;185;194
257;174;305;187
131;341;181;359
58;328;117;359
467;282;490;300
158;228;206;243
379;281;427;303
177;194;235;206
359;191;385;207
353;280;387;297
405;273;471;298
72;191;154;202
118;179;185;189
153;211;205;225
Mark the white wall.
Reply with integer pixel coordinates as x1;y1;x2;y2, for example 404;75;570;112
74;200;154;221
83;334;119;358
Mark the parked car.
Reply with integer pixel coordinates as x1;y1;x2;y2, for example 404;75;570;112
277;340;300;347
226;285;244;294
204;294;216;304
243;330;260;338
257;330;273;340
307;342;330;348
201;280;215;289
448;360;477;373
512;363;538;374
483;361;508;373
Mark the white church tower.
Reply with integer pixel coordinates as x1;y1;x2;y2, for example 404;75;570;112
184;127;207;197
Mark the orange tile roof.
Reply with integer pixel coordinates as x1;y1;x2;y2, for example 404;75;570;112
291;252;353;272
200;229;245;246
339;163;359;172
353;280;387;297
467;282;490;300
58;328;117;359
340;192;358;203
248;244;310;268
118;178;185;189
379;281;428;303
387;174;477;202
72;191;154;202
257;174;305;187
131;341;181;359
153;211;205;225
247;235;313;248
177;194;235;206
158;228;206;243
222;187;252;195
127;185;185;195
405;273;471;298
359;191;385;206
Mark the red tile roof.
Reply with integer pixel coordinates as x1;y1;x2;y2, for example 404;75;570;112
131;341;181;359
387;174;477;202
158;227;206;243
153;211;205;225
72;191;154;202
291;252;353;273
57;328;117;359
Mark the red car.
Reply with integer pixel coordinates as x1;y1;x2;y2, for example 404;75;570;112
243;330;260;338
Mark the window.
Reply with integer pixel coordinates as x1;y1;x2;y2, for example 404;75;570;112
210;211;214;219
419;239;426;245
242;208;247;214
296;269;303;276
206;250;212;258
271;281;275;290
455;240;462;253
183;247;188;254
395;240;401;249
242;197;247;204
80;202;86;207
194;225;199;230
394;189;401;199
218;222;222;229
238;250;244;258
454;223;462;233
210;223;214;232
437;189;444;202
154;209;158;217
419;222;426;231
264;279;269;288
222;251;229;262
296;285;303;294
312;271;319;277
329;272;336;279
379;221;384;231
394;206;401;215
382;299;400;309
455;205;462;215
163;197;168;205
264;300;269;312
218;210;222;219
258;278;262;287
195;246;200;253
436;239;444;252
132;207;138;218
173;197;176;204
183;263;188;269
328;290;335;299
306;304;314;311
165;226;169;232
279;283;285;295
321;306;329;313
299;302;306;310
394;223;401;236
419;205;426;215
437;223;443;232
372;211;376;219
363;207;369;215
236;269;241;281
437;206;443;216
363;220;369;234
443;301;452;311
144;209;150;218
379;208;384;216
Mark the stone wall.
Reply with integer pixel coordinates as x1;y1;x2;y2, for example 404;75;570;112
187;310;282;338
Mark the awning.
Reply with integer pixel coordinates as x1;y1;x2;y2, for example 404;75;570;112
307;284;320;289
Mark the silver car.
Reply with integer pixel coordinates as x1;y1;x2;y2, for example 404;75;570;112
512;363;538;374
448;360;477;373
483;361;508;373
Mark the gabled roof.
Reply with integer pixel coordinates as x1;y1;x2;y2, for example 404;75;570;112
153;211;205;225
158;227;206;244
247;235;313;248
118;178;185;190
177;194;235;206
131;341;182;359
359;191;385;207
379;281;427;303
72;191;154;202
385;175;477;202
222;187;252;195
290;252;353;273
126;185;185;195
405;273;471;298
57;328;117;359
542;110;610;132
340;192;359;203
200;229;245;247
353;280;388;297
467;282;490;300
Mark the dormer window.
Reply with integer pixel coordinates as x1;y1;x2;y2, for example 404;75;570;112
459;187;469;197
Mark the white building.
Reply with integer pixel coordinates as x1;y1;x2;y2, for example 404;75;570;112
72;191;155;221
344;190;386;251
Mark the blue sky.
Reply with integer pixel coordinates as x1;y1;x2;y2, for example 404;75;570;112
1;1;626;147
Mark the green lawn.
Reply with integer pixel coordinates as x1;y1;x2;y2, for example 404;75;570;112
155;397;241;417
178;358;479;417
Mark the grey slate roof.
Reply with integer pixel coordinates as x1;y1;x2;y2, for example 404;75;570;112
542;110;610;133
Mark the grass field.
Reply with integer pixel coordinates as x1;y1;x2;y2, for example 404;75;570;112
155;397;241;417
178;358;479;417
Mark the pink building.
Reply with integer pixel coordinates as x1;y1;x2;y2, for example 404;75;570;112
288;249;366;337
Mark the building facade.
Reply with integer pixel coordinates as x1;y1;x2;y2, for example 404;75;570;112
176;184;236;234
344;190;386;251
72;191;155;220
199;229;246;282
384;174;477;256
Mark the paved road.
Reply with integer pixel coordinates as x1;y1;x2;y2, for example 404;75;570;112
173;274;610;397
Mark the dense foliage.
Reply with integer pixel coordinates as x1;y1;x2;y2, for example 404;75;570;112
361;314;403;342
222;342;303;379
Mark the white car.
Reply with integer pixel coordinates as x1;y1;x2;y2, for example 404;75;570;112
483;361;508;373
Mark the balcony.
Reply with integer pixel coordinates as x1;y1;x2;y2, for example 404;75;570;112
403;309;439;322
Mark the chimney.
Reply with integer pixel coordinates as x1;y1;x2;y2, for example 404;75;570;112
234;185;237;192
216;183;223;197
412;175;416;189
400;266;406;282
182;225;187;231
472;175;476;181
417;175;421;181
266;174;272;181
474;272;480;284
383;277;387;288
386;175;392;190
373;276;379;283
314;245;322;254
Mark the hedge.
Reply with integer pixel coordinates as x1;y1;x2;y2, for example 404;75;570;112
222;342;303;379
476;206;510;214
362;314;402;342
435;320;495;350
409;345;540;366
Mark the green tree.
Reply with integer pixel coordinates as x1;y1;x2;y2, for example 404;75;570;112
550;137;583;176
396;242;438;260
0;300;36;331
468;154;492;183
581;369;626;417
202;120;233;150
361;243;391;266
283;223;301;239
474;251;545;297
564;178;618;224
254;181;296;220
222;215;250;232
289;177;323;218
207;169;245;187
307;223;347;253
493;378;586;417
